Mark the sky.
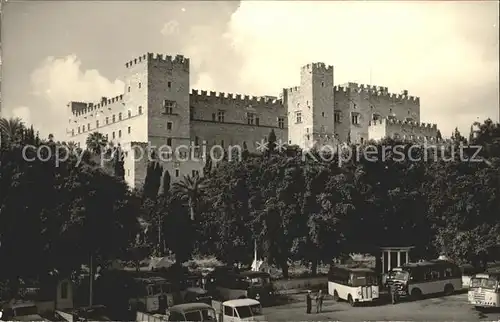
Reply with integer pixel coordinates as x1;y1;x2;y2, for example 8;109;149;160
1;0;499;139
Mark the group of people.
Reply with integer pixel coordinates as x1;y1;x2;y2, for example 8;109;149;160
305;290;324;314
305;284;400;314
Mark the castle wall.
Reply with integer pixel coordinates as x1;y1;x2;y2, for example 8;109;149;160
368;118;438;142
189;90;286;128
189;90;287;153
333;83;420;143
67;97;148;149
190;120;287;153
65;51;436;190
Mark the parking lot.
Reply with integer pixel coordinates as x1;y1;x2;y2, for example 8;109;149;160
265;292;500;321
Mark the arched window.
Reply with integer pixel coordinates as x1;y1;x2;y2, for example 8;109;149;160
138;106;143;115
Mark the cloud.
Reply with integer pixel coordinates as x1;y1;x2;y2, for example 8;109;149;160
6;106;31;126
161;20;180;36
158;2;245;93
28;55;124;138
204;1;499;136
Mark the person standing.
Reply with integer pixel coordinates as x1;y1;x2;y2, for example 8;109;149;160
306;290;312;314
390;283;398;305
315;290;324;313
158;293;167;314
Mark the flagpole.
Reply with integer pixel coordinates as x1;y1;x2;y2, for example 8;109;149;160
254;240;257;262
89;253;93;307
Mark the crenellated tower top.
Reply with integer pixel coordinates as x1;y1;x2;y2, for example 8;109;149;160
125;53;189;71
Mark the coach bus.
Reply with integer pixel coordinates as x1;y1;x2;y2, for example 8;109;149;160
385;259;462;300
468;272;500;309
206;269;276;305
327;265;379;306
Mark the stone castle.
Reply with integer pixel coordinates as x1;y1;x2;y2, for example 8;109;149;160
66;53;439;189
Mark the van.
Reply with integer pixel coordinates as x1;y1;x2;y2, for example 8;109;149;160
167;303;217;321
214;299;265;322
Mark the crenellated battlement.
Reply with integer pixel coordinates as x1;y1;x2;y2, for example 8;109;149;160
369;117;437;130
70;94;124;117
334;83;419;103
301;62;334;74
125;52;189;69
190;89;283;107
283;86;300;94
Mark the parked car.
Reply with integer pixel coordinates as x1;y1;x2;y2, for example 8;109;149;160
1;300;50;321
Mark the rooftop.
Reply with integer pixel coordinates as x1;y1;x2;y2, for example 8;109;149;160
223;298;261;307
169;302;213;312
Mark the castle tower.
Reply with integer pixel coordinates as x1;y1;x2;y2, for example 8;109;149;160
285;63;335;150
124;53;191;149
124;53;192;184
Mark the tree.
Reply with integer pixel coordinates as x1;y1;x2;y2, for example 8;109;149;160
192;118;500;276
203;153;212;177
0;128;141;281
268;129;277;155
426;160;500;267
163;196;195;264
112;145;125;181
242;141;250;160
142;155;163;200
85;132;108;155
0;117;25;143
436;129;443;141
155;170;171;255
173;174;207;221
199;160;254;265
425;120;500;266
471;118;500;159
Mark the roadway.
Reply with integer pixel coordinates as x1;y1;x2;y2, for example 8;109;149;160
265;292;500;321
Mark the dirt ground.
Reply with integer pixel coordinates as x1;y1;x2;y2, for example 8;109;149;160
265;292;500;321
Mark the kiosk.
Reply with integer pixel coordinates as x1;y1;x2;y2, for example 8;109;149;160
380;246;414;274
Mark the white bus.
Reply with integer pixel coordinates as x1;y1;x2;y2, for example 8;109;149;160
386;259;462;300
468;272;500;309
327;265;379;306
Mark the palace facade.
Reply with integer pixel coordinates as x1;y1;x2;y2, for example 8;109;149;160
66;53;438;188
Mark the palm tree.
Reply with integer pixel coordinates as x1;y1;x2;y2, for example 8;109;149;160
173;173;207;221
64;141;78;152
0;117;25;142
85;132;108;155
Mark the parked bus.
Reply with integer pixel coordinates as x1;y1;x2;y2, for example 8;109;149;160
468;272;500;309
327;265;379;306
385;259;462;300
206;269;275;305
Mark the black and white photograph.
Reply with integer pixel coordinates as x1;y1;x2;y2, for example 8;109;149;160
0;0;499;321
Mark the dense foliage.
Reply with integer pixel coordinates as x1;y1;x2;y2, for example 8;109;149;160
194;119;500;276
0;118;140;284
